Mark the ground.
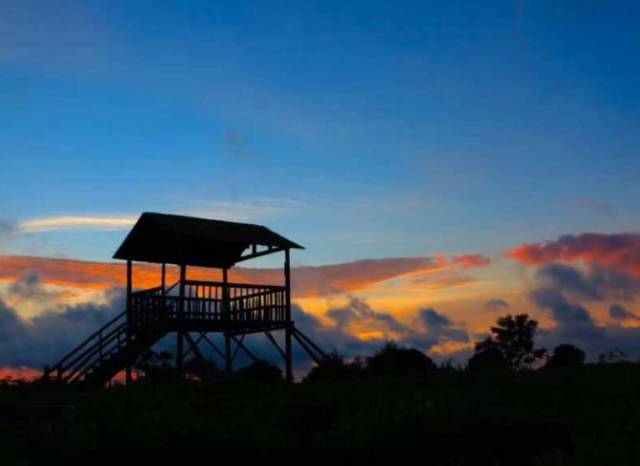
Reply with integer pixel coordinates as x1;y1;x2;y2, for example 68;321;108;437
2;364;640;465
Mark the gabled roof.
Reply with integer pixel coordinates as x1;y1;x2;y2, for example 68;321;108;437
113;212;303;268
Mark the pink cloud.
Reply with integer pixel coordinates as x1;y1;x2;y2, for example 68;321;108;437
451;254;491;268
509;232;640;276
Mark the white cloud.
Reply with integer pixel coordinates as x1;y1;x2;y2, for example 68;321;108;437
18;216;136;234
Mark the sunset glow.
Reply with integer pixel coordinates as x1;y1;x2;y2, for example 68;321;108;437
2;1;640;379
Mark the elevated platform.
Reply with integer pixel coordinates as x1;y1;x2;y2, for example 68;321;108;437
131;280;288;334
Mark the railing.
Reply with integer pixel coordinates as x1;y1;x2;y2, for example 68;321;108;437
44;311;129;383
130;280;287;325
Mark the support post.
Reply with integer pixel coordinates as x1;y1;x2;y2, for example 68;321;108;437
125;260;133;385
161;263;166;293
223;267;232;372
284;248;293;383
177;264;186;374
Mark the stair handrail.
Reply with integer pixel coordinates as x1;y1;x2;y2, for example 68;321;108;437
60;322;127;382
45;310;127;377
163;281;180;295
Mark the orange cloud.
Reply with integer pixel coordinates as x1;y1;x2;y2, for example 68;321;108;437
509;232;640;276
0;366;41;381
0;255;443;298
451;254;491;268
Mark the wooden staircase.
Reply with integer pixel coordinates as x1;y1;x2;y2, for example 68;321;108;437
43;309;168;387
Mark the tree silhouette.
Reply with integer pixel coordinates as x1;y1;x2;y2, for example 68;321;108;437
135;349;178;382
598;348;628;364
303;351;364;383
467;346;508;372
546;344;585;368
236;360;283;382
366;341;436;375
184;356;221;382
474;314;546;370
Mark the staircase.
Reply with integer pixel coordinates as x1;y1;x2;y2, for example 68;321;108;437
43;308;168;387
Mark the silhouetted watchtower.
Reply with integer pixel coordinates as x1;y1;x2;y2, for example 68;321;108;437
44;212;328;386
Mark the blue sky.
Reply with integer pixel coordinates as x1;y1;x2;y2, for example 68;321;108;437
1;0;639;265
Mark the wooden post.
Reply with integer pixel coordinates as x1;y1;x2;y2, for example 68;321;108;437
177;264;186;373
161;263;166;293
126;260;133;385
223;267;232;372
284;249;293;383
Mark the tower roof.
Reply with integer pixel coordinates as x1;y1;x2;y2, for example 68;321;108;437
113;212;302;268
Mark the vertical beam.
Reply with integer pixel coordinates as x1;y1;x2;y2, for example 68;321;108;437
223;267;232;372
177;264;186;374
161;263;166;293
126;260;133;385
284;248;293;383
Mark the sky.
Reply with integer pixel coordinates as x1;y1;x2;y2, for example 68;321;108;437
1;1;640;377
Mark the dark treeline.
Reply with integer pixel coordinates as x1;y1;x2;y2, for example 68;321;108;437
2;314;640;465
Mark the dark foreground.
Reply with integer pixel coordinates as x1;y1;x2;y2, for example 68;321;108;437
2;364;640;466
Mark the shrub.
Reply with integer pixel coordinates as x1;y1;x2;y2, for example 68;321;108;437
366;341;436;376
303;352;364;383
546;344;586;369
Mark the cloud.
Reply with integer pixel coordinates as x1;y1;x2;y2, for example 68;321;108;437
326;297;407;335
0;289;468;375
574;200;618;217
188;198;299;223
609;304;639;321
0;219;17;237
0;255;443;297
451;254;491;268
323;298;468;352
509;232;640;277
0;291;124;370
484;298;510;311
534;264;640;302
6;273;66;303
526;263;640;357
417;308;469;345
0;366;41;380
409;274;478;290
530;287;598;338
18;215;136;234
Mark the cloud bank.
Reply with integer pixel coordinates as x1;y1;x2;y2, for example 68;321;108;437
0;291;469;377
510;232;640;277
0;255;445;297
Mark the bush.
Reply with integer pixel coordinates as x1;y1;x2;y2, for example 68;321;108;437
303;352;364;383
467;347;509;372
236;360;283;383
546;344;586;369
366;341;436;376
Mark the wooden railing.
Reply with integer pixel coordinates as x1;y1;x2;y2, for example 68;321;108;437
130;280;287;326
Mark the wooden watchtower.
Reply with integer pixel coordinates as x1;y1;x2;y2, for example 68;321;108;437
44;212;328;386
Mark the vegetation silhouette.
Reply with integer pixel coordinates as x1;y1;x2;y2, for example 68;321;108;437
365;341;437;375
467;346;509;372
598;347;629;364
6;312;640;465
303;351;364;383
474;313;547;370
235;360;283;383
546;344;586;369
135;349;179;382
